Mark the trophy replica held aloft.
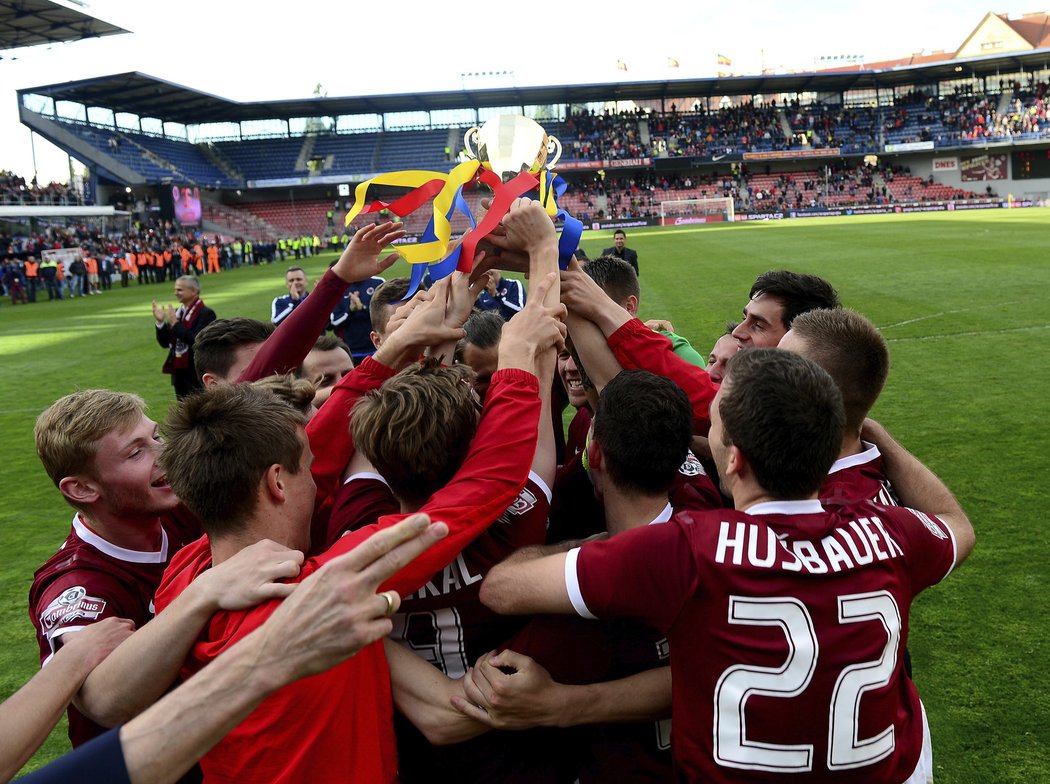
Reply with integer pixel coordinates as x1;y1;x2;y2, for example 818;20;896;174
462;115;562;183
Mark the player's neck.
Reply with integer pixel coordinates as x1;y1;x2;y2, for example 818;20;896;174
603;489;670;536
838;432;865;460
80;510;164;552
211;514;304;566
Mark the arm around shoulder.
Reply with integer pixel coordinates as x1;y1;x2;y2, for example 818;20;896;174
863;418;975;564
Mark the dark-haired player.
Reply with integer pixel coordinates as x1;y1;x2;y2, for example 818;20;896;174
732;269;840;348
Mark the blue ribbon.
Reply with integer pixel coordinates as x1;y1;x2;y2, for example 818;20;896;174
406;186;478;297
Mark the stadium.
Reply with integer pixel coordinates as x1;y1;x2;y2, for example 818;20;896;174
0;2;1047;782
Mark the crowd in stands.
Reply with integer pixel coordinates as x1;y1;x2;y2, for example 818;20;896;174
0;171;84;206
560;108;656;160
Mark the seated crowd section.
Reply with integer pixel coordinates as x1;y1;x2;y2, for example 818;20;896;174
24;83;1036;239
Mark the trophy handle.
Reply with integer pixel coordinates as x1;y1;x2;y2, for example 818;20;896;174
463;126;481;161
546;135;562;169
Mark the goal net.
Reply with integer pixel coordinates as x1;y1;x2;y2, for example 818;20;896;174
658;197;735;225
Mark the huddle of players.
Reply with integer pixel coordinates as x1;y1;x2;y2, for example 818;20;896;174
25;201;972;784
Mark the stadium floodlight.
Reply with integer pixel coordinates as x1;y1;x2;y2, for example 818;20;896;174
658;197;735;225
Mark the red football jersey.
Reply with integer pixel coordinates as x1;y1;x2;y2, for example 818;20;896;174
606;318;718;435
568;499;958;783
28;510;202;747
821;442;899;508
154;368;542;784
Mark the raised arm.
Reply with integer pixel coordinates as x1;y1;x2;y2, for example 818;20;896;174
239;222;405;382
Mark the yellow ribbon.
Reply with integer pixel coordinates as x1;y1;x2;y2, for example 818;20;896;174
344;160;481;264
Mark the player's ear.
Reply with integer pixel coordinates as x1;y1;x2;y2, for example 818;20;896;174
59;475;100;506
201;372;220;388
625;295;639;316
370;330;382;349
724;444;746;480
264;464;286;503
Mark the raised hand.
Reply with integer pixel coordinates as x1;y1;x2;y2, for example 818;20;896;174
334;221;406;284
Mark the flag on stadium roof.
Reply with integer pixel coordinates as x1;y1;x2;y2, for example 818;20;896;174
616;60;628;71
717;54;732;66
667;57;680;68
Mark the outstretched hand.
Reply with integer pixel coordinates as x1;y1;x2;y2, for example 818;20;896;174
333;221;406;284
251;514;448;681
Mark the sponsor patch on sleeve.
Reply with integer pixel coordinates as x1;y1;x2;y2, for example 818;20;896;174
498;486;539;524
678;452;707;477
911;510;949;540
40;586;107;634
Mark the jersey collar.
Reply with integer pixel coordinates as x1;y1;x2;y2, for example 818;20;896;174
647;502;674;525
827;441;881;474
73;514;169;564
745;499;825;515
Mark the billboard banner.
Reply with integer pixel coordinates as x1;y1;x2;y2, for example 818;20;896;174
933;157;959;172
743;148;840;161
884;141;935;152
961;154;1008;181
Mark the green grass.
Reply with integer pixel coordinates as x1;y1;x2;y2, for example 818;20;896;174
2;209;1048;780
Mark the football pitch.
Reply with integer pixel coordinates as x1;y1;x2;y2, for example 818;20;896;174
1;208;1047;780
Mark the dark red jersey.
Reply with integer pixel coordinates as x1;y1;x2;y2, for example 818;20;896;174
569;499;958;783
29;510;201;746
821;442;899;508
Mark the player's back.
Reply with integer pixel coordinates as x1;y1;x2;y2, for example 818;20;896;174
667;500;958;783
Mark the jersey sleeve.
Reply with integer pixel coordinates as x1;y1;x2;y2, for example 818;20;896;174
881;506;959;589
322;368;541;597
567;518;699;633
32;572;137;665
606;318;717;435
242;270;350;382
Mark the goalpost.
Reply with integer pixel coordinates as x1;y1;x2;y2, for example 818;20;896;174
658;197;735;225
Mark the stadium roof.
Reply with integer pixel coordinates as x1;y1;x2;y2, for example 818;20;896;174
19;47;1050;125
0;0;127;51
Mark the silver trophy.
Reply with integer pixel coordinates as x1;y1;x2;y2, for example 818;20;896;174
463;115;563;183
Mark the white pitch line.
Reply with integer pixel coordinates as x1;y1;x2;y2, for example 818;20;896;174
880;300;1030;330
885;324;1050;343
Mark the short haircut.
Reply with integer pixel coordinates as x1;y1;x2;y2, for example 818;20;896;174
584;256;640;306
369;277;411;337
788;308;890;432
719;349;844;499
161;384;308;536
35;390;146;491
176;275;200;292
724;320;740;335
194;318;274;380
749;270;840;330
351;361;476;507
296;334;353;378
285;266;306;277
613;229;626;237
251;374;317;416
463;311;504;349
594;371;692;494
